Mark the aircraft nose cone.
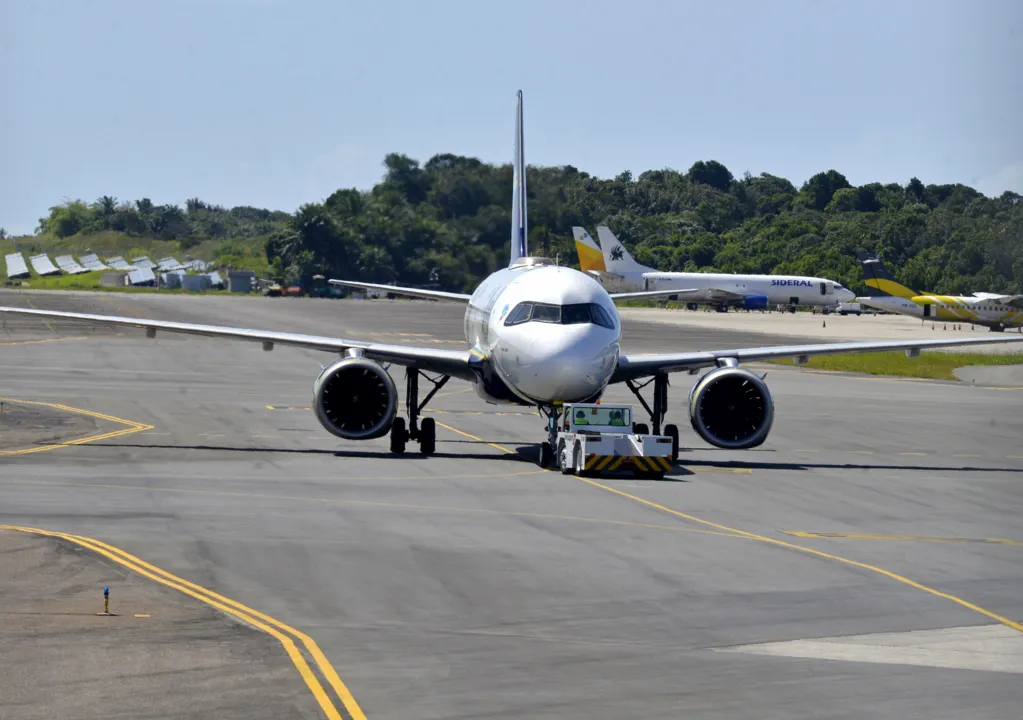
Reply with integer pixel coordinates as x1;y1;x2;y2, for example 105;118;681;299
497;324;618;403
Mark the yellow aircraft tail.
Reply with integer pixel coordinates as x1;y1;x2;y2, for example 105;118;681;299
572;227;606;272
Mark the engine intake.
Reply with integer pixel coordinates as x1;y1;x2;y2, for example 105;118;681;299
312;357;397;440
689;366;774;449
742;294;769;311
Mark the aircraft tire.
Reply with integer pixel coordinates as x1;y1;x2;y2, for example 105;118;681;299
419;417;436;455
539;441;553;469
390;417;406;454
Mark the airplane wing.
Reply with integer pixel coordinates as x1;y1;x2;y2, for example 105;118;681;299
328;279;472;303
612;336;1023;383
971;292;1023;309
609;288;702;301
0;306;476;380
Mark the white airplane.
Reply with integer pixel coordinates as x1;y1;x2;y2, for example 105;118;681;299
573;226;856;311
3;91;1023;476
856;255;1023;332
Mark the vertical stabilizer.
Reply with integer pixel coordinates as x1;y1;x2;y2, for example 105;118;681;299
572;227;606;272
509;90;528;266
596;226;651;273
859;254;917;299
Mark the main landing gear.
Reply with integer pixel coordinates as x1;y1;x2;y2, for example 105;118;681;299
390;368;449;456
625;373;680;462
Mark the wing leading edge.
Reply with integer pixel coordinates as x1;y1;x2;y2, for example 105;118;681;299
612;336;1023;383
0;306;475;380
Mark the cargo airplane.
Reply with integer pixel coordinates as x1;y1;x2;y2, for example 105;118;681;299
4;92;1023;475
857;255;1023;332
573;226;856;311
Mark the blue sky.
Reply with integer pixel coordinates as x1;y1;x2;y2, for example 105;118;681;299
2;0;1020;235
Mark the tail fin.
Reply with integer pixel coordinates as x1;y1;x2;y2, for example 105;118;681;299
572;227;606;272
859;254;917;299
509;90;528;266
596;226;651;273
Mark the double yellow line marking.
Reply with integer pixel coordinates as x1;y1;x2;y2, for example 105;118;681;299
0;525;366;720
0;398;153;456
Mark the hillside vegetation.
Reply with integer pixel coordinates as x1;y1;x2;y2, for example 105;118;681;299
6;156;1021;294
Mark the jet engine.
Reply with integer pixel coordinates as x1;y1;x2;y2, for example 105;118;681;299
688;366;774;449
742;294;769;311
312;356;398;440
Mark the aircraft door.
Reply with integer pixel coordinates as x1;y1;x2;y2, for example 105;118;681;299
820;282;827;296
923;304;931;318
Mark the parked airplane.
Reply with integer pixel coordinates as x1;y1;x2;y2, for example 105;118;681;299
857;255;1023;331
4;92;1023;476
573;226;856;311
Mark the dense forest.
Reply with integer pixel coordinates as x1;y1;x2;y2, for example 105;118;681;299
25;155;1023;295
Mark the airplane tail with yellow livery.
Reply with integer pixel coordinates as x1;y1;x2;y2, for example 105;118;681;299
859;255;918;299
572;227;606;273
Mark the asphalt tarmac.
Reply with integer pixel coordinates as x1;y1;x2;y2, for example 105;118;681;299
1;290;1021;720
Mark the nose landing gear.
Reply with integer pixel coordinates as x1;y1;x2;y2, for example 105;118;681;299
538;404;558;468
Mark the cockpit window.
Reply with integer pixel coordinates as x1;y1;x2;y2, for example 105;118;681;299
531;303;561;323
504;302;532;326
502;302;616;329
561;304;592;324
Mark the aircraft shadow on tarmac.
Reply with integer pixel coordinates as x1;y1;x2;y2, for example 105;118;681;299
93;442;522;463
61;441;1020;477
678;456;1023;474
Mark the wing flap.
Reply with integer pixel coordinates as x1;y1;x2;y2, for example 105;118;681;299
0;306;475;380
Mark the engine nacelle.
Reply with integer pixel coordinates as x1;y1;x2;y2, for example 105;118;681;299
688;366;774;449
312;356;397;440
742;294;769;311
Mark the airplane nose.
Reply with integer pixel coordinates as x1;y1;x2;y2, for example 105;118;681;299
497;324;618;403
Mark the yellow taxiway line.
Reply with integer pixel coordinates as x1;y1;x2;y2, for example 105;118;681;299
434;422;1023;635
0;398;153;456
0;525;365;720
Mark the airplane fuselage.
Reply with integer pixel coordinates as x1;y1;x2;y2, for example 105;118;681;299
463;260;621;406
592;271;855;308
858;295;1023;329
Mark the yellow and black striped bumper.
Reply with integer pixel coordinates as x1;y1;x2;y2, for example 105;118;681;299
583;454;672;473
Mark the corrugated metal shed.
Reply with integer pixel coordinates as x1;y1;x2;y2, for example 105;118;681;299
79;253;108;271
30;254;61;276
157;257;186;271
181;274;212;291
106;256;136;270
127;267;156;285
131;256;155;269
228;271;255;293
161;270;185;288
5;252;30;279
186;259;210;272
55;255;88;274
206;271;224;288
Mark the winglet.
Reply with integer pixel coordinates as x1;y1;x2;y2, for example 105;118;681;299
509;90;528;266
